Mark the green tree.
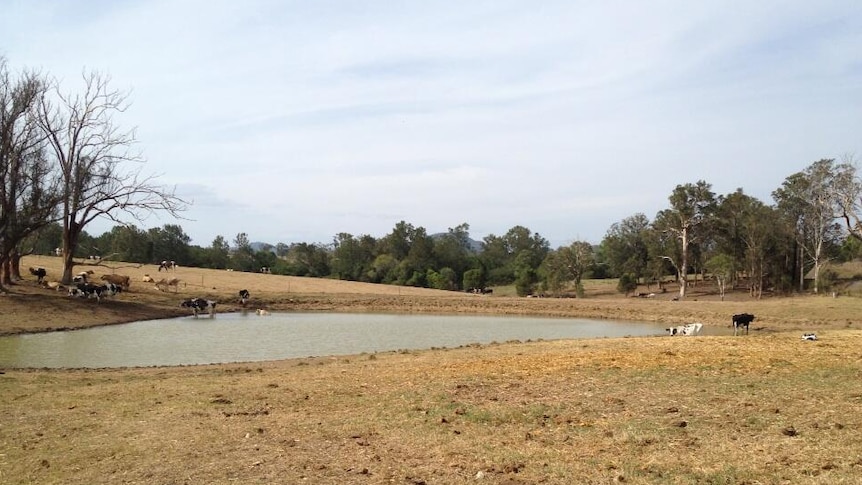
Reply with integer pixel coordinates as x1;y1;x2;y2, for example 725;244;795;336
616;273;638;296
462;268;484;291
654;181;716;300
432;223;473;290
705;253;735;301
602;213;650;280
208;235;231;269
331;232;375;281
773;160;844;293
540;241;594;297
231;232;255;272
148;224;191;265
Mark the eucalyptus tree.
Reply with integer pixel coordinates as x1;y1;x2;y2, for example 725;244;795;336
37;71;186;283
773;160;844;293
653;181;716;300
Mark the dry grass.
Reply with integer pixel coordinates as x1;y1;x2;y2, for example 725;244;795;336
3;255;862;483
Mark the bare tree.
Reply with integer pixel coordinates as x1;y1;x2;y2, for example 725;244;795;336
37;71;187;283
0;59;60;290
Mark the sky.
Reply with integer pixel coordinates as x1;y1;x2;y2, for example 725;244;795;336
2;1;861;248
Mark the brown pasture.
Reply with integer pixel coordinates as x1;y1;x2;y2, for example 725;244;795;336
1;255;861;484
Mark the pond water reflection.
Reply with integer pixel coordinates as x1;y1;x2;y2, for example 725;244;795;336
0;312;668;368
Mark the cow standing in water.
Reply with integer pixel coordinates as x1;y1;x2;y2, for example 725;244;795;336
181;298;217;318
732;313;755;336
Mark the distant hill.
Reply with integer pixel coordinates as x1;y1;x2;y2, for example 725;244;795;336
430;233;484;253
250;242;276;253
249;237;484;254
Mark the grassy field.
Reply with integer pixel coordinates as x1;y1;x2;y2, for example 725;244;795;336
2;255;862;484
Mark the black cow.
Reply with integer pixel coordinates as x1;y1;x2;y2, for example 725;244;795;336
29;267;47;283
181;298;217;318
732;313;755;336
238;289;250;306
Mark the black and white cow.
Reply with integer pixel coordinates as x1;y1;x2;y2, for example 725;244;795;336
666;322;704;336
29;267;47;283
181;298;217;318
69;283;105;302
238;289;250;306
158;260;177;272
72;270;94;284
68;283;122;302
732;313;755;336
101;283;122;298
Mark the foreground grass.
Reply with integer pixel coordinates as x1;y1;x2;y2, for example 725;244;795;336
3;331;862;484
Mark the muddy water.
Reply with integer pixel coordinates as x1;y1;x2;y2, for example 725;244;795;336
0;312;670;368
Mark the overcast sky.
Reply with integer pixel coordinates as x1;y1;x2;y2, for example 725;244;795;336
2;1;860;248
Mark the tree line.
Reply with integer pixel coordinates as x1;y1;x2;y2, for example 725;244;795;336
26;156;862;301
4;58;862;297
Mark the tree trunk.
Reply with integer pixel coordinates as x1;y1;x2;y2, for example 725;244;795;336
799;248;805;292
678;227;689;300
10;250;23;281
61;223;82;284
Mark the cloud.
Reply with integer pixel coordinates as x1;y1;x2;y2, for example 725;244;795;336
2;1;860;247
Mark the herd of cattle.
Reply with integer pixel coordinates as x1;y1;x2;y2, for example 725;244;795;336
29;265;258;318
24;266;818;340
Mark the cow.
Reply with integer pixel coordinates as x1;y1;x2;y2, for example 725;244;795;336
239;289;250;306
42;281;64;291
666;323;703;336
155;277;181;293
100;283;122;299
255;309;270;316
28;267;47;283
72;270;95;283
181;298;217;318
158;260;176;272
100;274;131;289
142;274;155;283
69;283;105;302
801;333;817;341
732;313;756;336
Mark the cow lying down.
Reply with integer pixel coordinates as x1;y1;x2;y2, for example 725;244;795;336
181;298;217;318
801;333;817;341
666;322;703;336
68;283;122;302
